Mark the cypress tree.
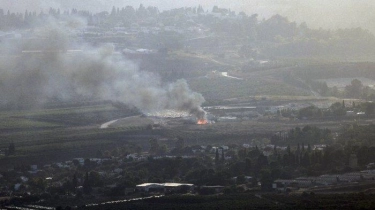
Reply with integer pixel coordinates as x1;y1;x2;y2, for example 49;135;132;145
297;143;300;152
302;143;305;152
307;144;311;153
72;173;78;188
83;172;92;194
221;148;225;162
287;145;291;155
215;148;219;163
273;145;277;155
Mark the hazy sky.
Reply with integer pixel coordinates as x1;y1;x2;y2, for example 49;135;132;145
2;0;375;32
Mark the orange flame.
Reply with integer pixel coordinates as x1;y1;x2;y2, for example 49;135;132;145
197;119;208;125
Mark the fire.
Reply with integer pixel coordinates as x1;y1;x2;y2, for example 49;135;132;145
197;119;208;125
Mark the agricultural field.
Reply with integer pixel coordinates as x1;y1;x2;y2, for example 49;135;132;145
1;59;374;169
106;116;154;129
185;60;375;103
188;76;311;102
0;104;145;168
0;96;373;169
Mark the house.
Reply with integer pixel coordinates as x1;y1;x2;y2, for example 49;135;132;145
366;163;375;169
113;168;123;173
126;153;138;159
313;144;327;151
315;175;339;185
360;170;375;180
232;176;253;183
263;146;274;156
273;179;313;191
90;158;110;164
221;146;229;150
14;183;22;191
55;162;71;169
346;111;355;116
339;173;362;182
357;112;365;116
73;158;85;165
20;176;29;183
30;165;37;171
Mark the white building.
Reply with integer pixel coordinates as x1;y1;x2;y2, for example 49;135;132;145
136;183;194;192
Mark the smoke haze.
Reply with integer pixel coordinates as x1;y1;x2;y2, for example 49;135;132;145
0;17;206;119
2;0;375;33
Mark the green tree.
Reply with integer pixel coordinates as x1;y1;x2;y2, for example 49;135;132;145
89;171;103;187
260;169;273;191
245;158;252;174
364;102;375;116
149;138;160;155
307;144;311;153
83;172;92;194
215;148;219;164
72;173;78;189
30;177;46;191
221;148;225;162
345;79;363;98
175;137;185;149
8;142;15;156
330;102;346;116
301;152;310;167
159;144;168;155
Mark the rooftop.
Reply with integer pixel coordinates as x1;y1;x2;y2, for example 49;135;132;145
136;183;194;188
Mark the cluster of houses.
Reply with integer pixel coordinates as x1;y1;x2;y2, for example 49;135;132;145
0;141;372;198
273;170;375;192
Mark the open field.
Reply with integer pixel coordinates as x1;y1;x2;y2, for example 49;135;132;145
0;61;373;168
188;76;311;101
0;96;374;169
107;116;154;129
0;104;145;167
181;59;375;104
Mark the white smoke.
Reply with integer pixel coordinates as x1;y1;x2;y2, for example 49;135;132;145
0;17;206;119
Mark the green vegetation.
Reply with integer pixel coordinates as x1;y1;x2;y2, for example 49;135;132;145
279;100;375;119
0;104;141;164
271;125;332;146
188;77;310;101
293;63;375;100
